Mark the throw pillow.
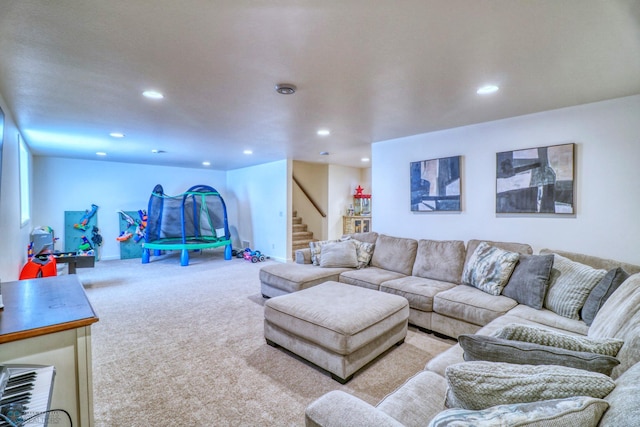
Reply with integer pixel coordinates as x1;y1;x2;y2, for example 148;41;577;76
309;239;338;266
444;361;616;410
543;254;607;320
461;242;520;295
459;334;620;375
493;324;623;356
501;254;554;309
581;267;630;326
340;237;375;269
429;396;609;427
319;240;358;268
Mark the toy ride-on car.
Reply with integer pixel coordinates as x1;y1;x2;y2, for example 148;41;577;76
243;248;266;263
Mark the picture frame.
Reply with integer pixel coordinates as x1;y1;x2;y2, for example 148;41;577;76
410;155;461;212
496;143;575;214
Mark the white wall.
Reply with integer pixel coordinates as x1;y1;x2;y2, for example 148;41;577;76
293;161;328;241
372;95;640;265
327;165;370;239
0;95;32;281
32;157;227;261
227;159;290;262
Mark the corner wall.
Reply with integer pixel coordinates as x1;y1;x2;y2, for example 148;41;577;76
372;95;640;265
32;157;227;262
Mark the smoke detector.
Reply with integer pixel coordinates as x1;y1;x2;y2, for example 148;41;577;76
275;83;297;95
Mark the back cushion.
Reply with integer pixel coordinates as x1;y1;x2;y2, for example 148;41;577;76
370;234;418;276
342;231;378;244
464;239;532;270
589;273;640;378
412;239;466;284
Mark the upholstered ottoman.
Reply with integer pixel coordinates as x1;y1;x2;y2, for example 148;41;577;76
264;281;410;383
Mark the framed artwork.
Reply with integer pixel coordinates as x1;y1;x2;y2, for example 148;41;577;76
410;155;461;212
496;143;575;214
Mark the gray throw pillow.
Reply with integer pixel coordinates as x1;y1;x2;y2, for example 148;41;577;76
309;239;339;266
544;254;607;320
445;361;616;410
459;334;620;375
501;254;554;309
461;242;520;296
581;267;630;326
494;323;624;356
319;240;358;268
429;396;609;427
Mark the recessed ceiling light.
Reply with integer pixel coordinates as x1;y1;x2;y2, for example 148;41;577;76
319;151;329;156
96;152;107;156
275;83;296;95
202;161;211;166
361;157;370;162
109;132;125;138
143;90;164;99
243;150;253;155
317;129;331;136
476;85;499;95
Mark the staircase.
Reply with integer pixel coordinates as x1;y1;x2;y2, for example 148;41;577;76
292;211;316;258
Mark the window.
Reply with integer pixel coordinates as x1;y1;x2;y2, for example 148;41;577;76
19;135;30;226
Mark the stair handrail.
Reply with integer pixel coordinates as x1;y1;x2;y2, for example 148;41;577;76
293;175;327;218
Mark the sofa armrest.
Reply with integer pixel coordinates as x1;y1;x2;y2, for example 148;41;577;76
296;248;312;264
305;391;404;427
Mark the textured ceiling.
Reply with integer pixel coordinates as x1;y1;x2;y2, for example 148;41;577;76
0;0;638;170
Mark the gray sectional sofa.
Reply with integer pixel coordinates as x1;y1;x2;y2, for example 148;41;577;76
259;232;640;426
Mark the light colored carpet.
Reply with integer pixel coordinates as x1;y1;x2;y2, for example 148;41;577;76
78;250;454;427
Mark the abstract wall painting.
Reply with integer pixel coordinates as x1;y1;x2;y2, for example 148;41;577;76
410;155;461;212
496;143;575;214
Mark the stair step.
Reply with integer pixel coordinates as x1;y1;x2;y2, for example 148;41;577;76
293;223;307;232
293;231;313;240
293;217;302;224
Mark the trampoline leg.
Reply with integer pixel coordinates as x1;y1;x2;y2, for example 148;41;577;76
154;249;162;256
142;248;150;264
181;249;189;266
224;244;232;260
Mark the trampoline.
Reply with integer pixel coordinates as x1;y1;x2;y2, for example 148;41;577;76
142;184;233;266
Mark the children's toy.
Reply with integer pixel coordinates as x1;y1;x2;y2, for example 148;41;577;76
19;255;57;279
141;184;233;266
243;248;266;263
74;204;99;231
78;236;92;251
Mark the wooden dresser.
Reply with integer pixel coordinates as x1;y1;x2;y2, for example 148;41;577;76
0;275;99;426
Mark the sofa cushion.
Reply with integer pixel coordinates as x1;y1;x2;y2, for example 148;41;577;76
505;305;589;335
259;263;350;294
376;371;447;427
341;236;375;269
429;396;609;427
600;360;640;426
339;267;407;291
589;272;640;378
342;231;379;244
370;234;418;276
319;240;359;268
461;242;520;295
380;276;456;312
581;267;630;326
459;334;620;375
411;239;466;284
433;285;518;327
544;254;607;320
465;239;532;268
309;239;339;266
494;323;623;356
444;361;616;410
502;254;554;309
